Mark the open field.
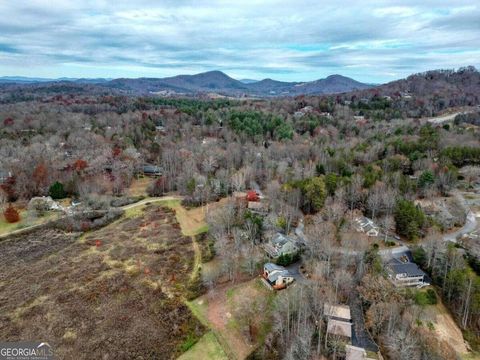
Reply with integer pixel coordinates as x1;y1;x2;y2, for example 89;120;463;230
0;204;204;359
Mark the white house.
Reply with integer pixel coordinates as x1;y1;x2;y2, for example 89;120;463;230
355;217;380;237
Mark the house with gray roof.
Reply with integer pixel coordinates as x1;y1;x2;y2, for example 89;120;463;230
264;233;299;258
263;263;295;289
142;164;162;177
386;255;428;287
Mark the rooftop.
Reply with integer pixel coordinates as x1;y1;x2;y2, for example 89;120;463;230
324;303;351;321
388;262;426;277
327;319;352;338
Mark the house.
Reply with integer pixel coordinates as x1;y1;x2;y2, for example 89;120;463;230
247;201;268;215
246;190;260;202
0;170;12;183
262;263;295;289
142;164;162;177
385;250;428;287
346;345;377;360
324;303;352;340
264;233;299;258
354;217;380;237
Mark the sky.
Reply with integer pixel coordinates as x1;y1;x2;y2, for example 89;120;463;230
0;1;479;83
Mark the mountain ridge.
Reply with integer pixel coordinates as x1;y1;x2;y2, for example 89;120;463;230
0;70;373;96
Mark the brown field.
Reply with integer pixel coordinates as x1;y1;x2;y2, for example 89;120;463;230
0;204;204;359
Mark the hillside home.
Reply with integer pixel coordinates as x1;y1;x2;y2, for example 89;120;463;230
264;233;299;258
142;164;162;177
262;263;295;290
354;217;380;237
386;253;428;287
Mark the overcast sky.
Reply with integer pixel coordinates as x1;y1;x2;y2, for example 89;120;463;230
0;1;479;83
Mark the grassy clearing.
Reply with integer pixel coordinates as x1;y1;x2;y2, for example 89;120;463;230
0;210;59;236
187;279;275;360
128;177;152;197
178;331;227;360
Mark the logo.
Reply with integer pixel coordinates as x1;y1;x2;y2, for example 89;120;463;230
0;342;54;360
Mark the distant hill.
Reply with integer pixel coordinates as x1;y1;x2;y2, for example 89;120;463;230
344;66;480;103
0;71;373;97
239;79;259;84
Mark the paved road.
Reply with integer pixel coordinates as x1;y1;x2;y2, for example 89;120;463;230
349;295;379;352
426;109;476;124
442;190;478;243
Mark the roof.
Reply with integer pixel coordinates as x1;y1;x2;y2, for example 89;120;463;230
248;201;267;211
264;263;284;272
346;345;366;360
265;233;298;257
263;263;292;283
327;319;352;338
324;304;351;321
388;263;426;277
143;164;162;174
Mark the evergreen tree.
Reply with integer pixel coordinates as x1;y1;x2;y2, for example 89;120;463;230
48;181;66;199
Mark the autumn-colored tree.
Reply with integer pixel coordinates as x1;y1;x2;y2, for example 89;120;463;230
3;117;14;126
4;204;20;223
0;176;16;202
32;163;48;189
73;159;88;171
112;146;122;157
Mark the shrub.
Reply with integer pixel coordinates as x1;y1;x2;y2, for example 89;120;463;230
4;204;20;223
414;289;437;306
147;177;167;197
49;181;66;199
276;252;300;266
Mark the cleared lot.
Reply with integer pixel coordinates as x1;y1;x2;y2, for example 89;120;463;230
0;204;204;359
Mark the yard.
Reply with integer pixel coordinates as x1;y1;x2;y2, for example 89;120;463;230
415;295;470;356
0;204;205;359
0;208;60;237
186;278;276;360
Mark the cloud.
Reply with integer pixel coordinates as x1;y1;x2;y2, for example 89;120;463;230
0;1;478;82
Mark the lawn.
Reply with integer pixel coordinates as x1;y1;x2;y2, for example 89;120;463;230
0;209;60;236
187;278;275;360
178;331;227;360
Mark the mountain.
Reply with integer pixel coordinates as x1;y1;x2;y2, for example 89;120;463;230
105;71;372;96
0;76;56;83
292;74;372;95
239;79;259;84
0;71;373;97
